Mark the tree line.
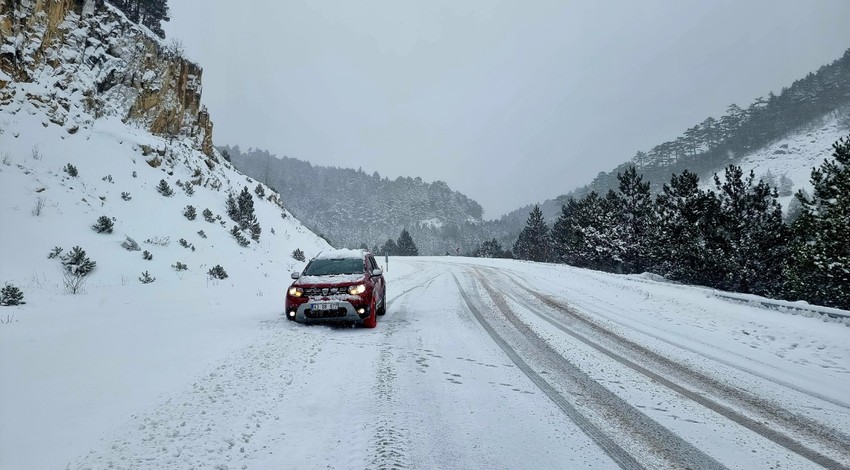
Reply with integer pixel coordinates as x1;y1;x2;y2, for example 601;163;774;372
512;134;850;311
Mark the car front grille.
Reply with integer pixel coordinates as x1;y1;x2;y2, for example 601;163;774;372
303;287;344;297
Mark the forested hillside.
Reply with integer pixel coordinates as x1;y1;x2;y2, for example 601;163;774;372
499;48;850;229
223;146;486;255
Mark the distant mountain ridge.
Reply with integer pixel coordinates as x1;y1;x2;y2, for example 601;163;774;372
499;48;850;227
228;48;850;256
223;146;486;255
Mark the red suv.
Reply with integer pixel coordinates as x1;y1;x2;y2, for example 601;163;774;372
285;249;386;328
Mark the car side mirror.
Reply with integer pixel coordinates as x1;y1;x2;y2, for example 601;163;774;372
291;271;301;279
371;268;383;277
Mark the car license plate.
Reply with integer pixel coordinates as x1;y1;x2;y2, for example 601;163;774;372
312;303;337;311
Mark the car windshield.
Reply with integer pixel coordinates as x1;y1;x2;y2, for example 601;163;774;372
303;258;364;276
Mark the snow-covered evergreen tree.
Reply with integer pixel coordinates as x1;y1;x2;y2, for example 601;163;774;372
396;229;419;256
381;238;398;256
713;165;787;296
513;205;550;262
225;192;239;221
784;135;850;310
237;186;255;230
0;284;25;306
615;166;655;273
652;170;725;286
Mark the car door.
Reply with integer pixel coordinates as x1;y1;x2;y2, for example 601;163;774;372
367;255;384;303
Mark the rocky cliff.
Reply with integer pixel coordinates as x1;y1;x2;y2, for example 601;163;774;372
0;0;214;158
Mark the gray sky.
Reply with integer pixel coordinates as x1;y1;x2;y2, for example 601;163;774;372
166;1;850;219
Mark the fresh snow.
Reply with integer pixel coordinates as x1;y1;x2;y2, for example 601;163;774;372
313;248;367;260
1;256;848;469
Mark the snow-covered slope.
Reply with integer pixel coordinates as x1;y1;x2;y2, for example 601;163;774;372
0;0;330;301
0;110;329;293
0;7;335;462
711;113;849;212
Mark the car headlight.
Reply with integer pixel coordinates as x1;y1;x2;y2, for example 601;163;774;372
288;287;303;297
348;284;366;295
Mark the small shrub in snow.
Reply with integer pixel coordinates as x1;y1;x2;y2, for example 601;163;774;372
1;152;10;166
132;170;137;178
102;175;113;183
292;248;305;262
32;196;45;216
63;271;88;295
0;284;25;306
64;163;78;177
178;238;195;251
139;271;156;284
121;192;132;201
172;261;188;271
230;226;250;247
142;250;153;260
47;246;63;259
250;222;261;241
121;236;141;251
144;236;170;246
197;230;207;239
183;205;197;220
92;215;115;233
255;184;265;198
281;211;288;219
208;265;228;280
182;181;195;196
61;246;96;276
202;208;214;222
156;179;174;197
270;227;275;235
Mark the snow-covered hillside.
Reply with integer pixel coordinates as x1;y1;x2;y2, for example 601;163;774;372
0;109;329;291
702;113;848;213
0;0;330;306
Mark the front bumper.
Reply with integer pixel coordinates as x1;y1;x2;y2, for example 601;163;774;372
288;299;370;324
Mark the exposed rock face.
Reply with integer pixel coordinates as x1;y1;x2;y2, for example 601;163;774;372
0;0;215;158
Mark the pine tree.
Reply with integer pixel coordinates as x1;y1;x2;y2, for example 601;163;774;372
784;135;850;309
0;284;25;306
713;165;787;296
396;229;419;256
225;192;239;222
476;238;507;258
513;205;550;262
237;186;256;230
61;246;96;276
615;166;655;273
156;179;173;197
183;205;196;220
653;170;725;286
92;215;115;233
382;238;398;256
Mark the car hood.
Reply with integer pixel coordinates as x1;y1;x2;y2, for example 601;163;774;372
294;274;366;287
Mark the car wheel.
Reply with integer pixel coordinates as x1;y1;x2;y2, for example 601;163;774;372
377;296;386;316
363;297;377;328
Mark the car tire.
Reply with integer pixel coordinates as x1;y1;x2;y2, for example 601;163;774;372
363;297;377;328
376;296;386;316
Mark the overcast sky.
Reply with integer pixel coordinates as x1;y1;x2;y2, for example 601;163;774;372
166;1;850;219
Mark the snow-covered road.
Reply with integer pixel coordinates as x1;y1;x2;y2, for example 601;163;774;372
2;257;849;469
